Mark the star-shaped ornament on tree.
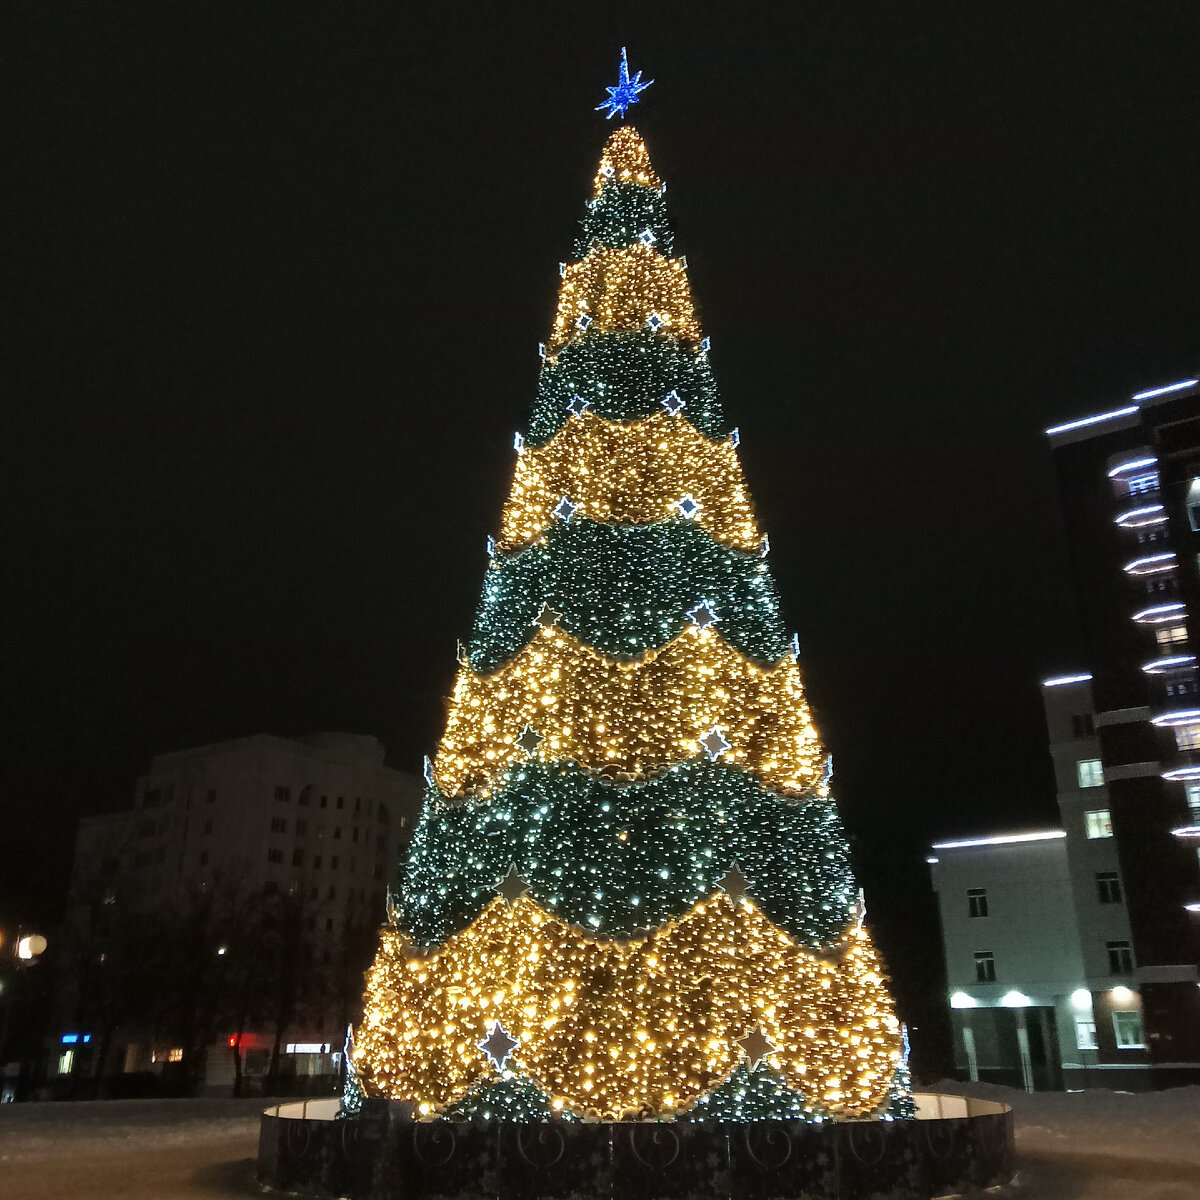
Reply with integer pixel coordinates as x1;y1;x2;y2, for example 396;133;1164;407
516;725;544;756
687;601;718;631
736;1026;777;1070
478;1020;520;1071
661;389;685;416
675;494;701;520
717;863;749;902
700;726;731;761
533;602;562;629
495;864;530;906
423;756;436;787
595;47;654;120
553;496;578;524
567;394;590;416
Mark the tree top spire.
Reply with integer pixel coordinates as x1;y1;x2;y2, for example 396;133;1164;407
593;127;661;197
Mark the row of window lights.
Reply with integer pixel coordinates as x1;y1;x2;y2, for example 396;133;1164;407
965;872;1121;921
144;783;391;823
973;939;1133;984
954;987;1143;1050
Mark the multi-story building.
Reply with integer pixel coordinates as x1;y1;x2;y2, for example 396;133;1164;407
931;376;1200;1091
57;732;422;1094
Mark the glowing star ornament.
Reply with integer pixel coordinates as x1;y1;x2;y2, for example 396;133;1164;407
516;725;544;755
533;602;562;629
495;864;531;906
718;863;749;902
478;1020;520;1071
567;394;590;416
675;494;701;520
737;1026;777;1070
423;756;436;787
595;47;654;121
552;496;578;524
661;389;685;415
646;313;665;333
700;726;731;761
687;601;718;631
638;229;657;247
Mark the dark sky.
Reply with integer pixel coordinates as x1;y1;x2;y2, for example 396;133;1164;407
5;3;1200;1039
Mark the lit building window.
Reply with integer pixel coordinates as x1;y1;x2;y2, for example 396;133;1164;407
1186;784;1200;821
1096;871;1122;904
1085;809;1113;839
1176;723;1200;751
1075;1020;1098;1050
1157;625;1189;650
1106;940;1134;974
1077;758;1104;788
1188;479;1200;531
967;888;988;918
974;950;996;982
1127;471;1160;496
168;1047;184;1063
1113;1010;1144;1049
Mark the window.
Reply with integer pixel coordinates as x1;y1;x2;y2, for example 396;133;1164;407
138;818;156;837
1071;714;1095;738
313;855;322;869
337;796;345;810
355;797;362;814
1128;471;1159;496
267;848;283;865
1077;758;1104;788
1146;577;1171;595
298;786;311;807
325;917;334;932
1085;809;1114;839
292;848;304;867
320;795;328;809
275;786;291;803
352;827;359;843
331;855;339;870
1188;478;1200;531
1096;871;1122;904
295;819;307;836
967;888;989;918
1176;723;1200;751
1113;1010;1145;1049
334;827;342;840
143;788;162;809
206;788;217;804
1157;625;1188;650
270;817;287;834
198;850;209;867
1166;680;1196;697
1186;784;1200;821
203;819;213;835
1075;1020;1098;1050
328;886;337;900
1106;940;1134;974
974;951;996;982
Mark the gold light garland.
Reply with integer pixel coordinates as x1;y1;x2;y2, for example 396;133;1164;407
499;411;759;552
548;243;700;355
593;126;661;196
433;624;823;799
356;890;901;1119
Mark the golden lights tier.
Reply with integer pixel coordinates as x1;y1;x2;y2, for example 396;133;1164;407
498;410;760;553
357;891;901;1120
432;624;824;799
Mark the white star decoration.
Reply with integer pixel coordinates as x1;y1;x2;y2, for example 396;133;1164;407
423;756;435;787
675;494;701;520
700;727;731;761
553;496;578;524
717;863;749;902
687;601;718;631
736;1026;777;1070
495;864;530;906
661;390;685;416
533;602;561;629
516;725;544;755
478;1020;519;1071
567;394;590;416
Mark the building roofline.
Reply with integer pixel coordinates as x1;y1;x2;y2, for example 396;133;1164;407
1045;379;1200;446
930;829;1066;851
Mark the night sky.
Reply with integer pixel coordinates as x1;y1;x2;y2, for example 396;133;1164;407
6;3;1200;1049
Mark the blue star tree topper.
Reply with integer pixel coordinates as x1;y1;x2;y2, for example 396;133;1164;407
596;47;653;120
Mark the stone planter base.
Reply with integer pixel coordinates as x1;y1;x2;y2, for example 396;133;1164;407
257;1092;1013;1199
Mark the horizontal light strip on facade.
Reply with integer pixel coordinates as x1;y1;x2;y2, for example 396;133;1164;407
1046;406;1139;436
1042;673;1093;688
1132;603;1186;623
1131;379;1199;401
1151;709;1200;727
1123;552;1177;575
1107;455;1159;479
1143;655;1196;674
1162;767;1200;781
1115;505;1167;528
931;830;1066;850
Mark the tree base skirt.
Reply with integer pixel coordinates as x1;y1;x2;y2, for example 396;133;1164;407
256;1093;1013;1199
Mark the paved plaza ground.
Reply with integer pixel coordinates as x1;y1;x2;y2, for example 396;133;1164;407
2;1084;1199;1198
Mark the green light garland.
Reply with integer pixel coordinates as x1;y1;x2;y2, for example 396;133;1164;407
574;180;675;258
471;519;788;672
680;1062;820;1122
528;331;728;446
399;759;852;950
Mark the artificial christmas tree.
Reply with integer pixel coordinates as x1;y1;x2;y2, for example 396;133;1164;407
353;107;905;1125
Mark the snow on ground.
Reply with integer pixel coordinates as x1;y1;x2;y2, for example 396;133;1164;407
0;1085;1198;1198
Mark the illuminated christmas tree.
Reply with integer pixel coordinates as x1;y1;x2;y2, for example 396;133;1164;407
354;61;905;1123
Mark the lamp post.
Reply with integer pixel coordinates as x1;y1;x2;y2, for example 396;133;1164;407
0;927;48;1099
